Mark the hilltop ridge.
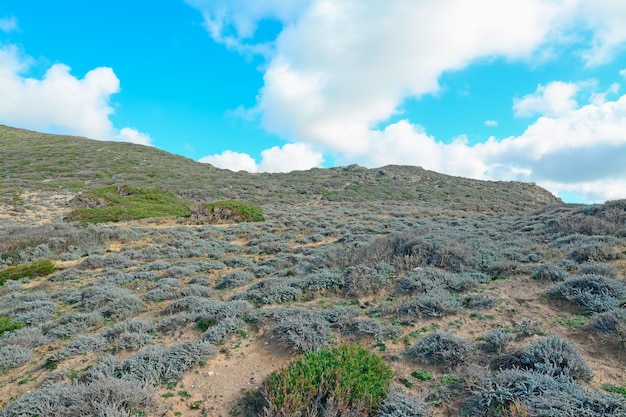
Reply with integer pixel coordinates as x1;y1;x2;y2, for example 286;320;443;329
0;124;559;212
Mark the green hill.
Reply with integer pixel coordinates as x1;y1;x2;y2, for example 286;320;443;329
0;124;558;212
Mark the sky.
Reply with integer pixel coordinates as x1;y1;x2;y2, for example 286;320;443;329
1;1;626;204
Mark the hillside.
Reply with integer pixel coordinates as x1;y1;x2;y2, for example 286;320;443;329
0;125;558;211
0;125;625;417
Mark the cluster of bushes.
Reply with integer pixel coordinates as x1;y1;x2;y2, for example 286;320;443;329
1;191;625;416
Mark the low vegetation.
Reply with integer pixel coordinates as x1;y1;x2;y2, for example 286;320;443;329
0;260;57;285
0;125;624;416
65;185;191;223
194;200;265;223
254;344;393;416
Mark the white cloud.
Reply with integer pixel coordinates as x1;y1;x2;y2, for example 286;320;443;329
484;120;498;127
253;0;564;156
620;69;626;78
199;150;259;172
259;142;323;172
0;16;18;32
199;142;323;173
480;94;626;180
341;93;626;203
190;0;626;202
572;0;626;66
185;0;312;56
117;127;153;146
513;81;580;117
0;44;152;146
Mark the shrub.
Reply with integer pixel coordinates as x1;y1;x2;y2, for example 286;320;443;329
76;255;105;270
446;272;490;291
346;231;474;273
0;375;155;417
43;312;103;339
66;185;190;223
12;299;57;325
532;263;569;281
514;320;542;338
0;316;23;336
589;310;626;347
568;242;619;263
79;284;144;319
0;344;32;370
50;335;107;362
232;277;302;305
175;283;213;298
260;344;393;416
493;334;592;381
118;340;215;384
466;368;626;417
0;259;57;285
103;253;136;269
578;262;618;278
406;332;471;369
344;265;389;297
397;268;448;294
547;274;626;313
0;327;52;347
167;297;253;324
481;330;514;355
48;269;79;282
416;289;462;317
203;317;245;345
345;318;402;341
377;390;431;417
463;294;500;310
102;319;155;351
270;314;332;353
215;270;254;289
320;306;361;330
299;269;344;292
411;370;432;381
195;200;265;223
144;278;182;301
0;279;23;293
161;265;196;279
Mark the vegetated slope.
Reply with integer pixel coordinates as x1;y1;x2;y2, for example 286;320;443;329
0;199;624;416
4;124;624;417
0;125;558;212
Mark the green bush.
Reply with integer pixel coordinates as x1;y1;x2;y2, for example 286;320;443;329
66;185;190;223
203;200;265;222
0;259;57;285
0;316;24;335
260;344;392;416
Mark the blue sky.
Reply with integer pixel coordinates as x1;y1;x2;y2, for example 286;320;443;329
1;1;626;204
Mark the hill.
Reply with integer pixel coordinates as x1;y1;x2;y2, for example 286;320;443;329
0;125;624;417
0;124;558;212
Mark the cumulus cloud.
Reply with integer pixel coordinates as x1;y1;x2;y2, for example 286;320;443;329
117;127;153;146
258;142;324;172
0;16;18;32
0;44;152;145
572;0;626;66
513;81;579;117
199;142;323;173
480;94;626;181
189;0;626;202
185;0;312;55
199;150;259;172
